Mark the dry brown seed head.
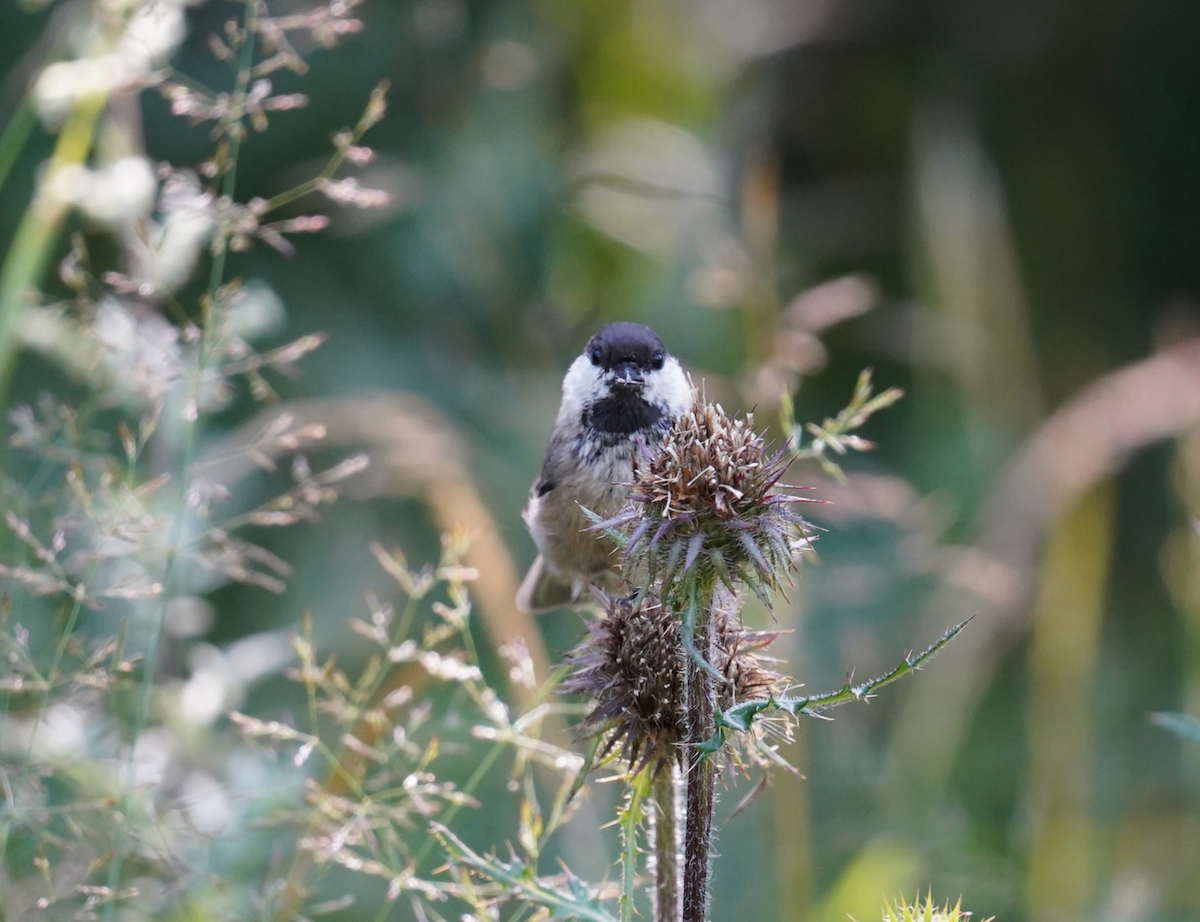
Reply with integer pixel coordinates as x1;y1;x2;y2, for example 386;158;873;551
562;592;787;771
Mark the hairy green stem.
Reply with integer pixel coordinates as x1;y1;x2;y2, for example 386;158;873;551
654;768;679;922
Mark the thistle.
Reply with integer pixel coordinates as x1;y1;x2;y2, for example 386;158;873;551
561;592;685;774
604;401;814;607
587;399;812;922
552;391;957;922
561;590;786;775
562;586;787;922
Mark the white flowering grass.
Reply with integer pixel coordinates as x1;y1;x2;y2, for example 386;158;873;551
0;0;594;916
0;0;417;917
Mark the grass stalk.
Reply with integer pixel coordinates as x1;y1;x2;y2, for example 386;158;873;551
0;98;36;197
102;1;260;913
0;91;107;392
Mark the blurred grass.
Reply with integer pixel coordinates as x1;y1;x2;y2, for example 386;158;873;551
0;90;106;387
1027;482;1114;921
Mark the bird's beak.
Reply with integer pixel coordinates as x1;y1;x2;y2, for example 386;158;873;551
612;364;644;389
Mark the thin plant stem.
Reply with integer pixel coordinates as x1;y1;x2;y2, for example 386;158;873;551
718;618;971;729
1;398;134;910
0;90;107;393
102;0;260;911
100;383;199;920
653;767;679;922
272;600;506;922
681;579;717;922
0;559;97;916
261;80;388;215
0;97;36;197
206;0;259;305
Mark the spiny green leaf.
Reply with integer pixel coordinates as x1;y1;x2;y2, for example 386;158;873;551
723;619;970;726
696;731;724;754
684;531;706;576
618;767;653;922
433;824;618;922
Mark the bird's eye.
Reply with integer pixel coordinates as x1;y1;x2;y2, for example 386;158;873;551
651;352;665;370
591;348;603;365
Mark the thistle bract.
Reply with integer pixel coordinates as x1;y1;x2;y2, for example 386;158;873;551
882;894;989;922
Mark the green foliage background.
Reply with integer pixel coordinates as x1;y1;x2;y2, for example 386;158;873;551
3;0;1200;919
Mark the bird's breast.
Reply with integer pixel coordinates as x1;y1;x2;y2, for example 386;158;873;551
569;436;636;510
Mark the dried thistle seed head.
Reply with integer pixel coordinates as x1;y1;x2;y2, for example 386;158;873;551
712;594;792;771
561;593;684;772
642;402;766;520
561;591;787;771
713;607;787;710
604;400;813;600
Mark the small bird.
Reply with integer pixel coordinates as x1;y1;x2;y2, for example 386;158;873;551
517;322;693;613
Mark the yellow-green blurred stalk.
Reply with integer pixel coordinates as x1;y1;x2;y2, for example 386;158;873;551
0;91;107;389
773;723;814;922
1162;429;1200;907
807;836;920;922
1026;481;1115;922
1163;430;1200;768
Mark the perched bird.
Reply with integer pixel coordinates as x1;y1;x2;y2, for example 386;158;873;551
517;322;693;612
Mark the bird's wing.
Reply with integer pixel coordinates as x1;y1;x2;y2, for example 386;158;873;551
515;554;578;613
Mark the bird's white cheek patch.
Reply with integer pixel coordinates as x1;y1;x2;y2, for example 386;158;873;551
642;358;693;419
559;356;603;423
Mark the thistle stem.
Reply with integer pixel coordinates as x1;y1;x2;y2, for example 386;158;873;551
682;583;717;922
654;767;680;922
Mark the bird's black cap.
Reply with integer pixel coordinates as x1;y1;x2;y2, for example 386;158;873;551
584;322;667;371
